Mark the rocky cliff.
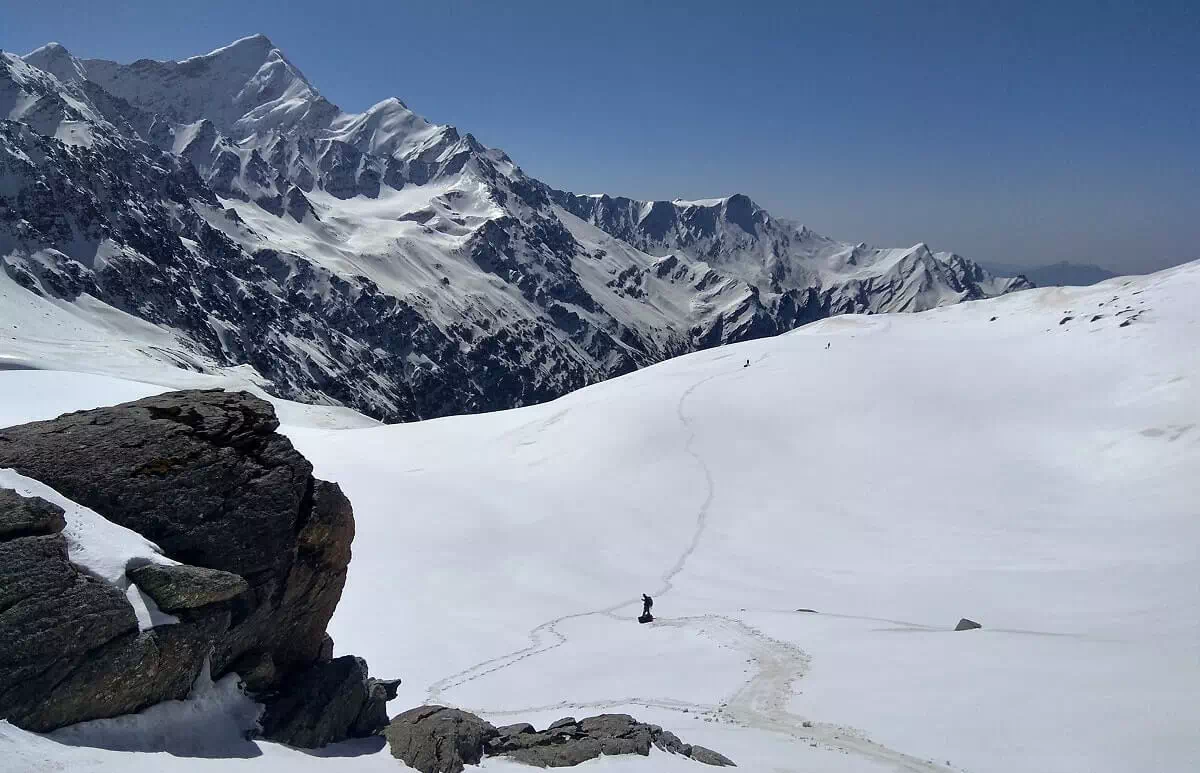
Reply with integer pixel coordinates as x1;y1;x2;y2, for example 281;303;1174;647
0;389;394;745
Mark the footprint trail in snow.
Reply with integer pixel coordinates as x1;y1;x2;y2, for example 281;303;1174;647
426;355;955;773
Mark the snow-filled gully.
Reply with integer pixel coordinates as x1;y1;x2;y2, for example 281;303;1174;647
425;357;954;773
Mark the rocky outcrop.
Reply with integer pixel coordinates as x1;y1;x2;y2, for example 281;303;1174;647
0;489;65;539
0;390;394;744
384;706;734;771
0;489;227;731
385;706;498;773
259;655;400;748
955;618;982;631
491;714;735;768
687;745;737;766
0;389;346;675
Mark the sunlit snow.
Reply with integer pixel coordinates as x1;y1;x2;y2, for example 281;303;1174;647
0;264;1196;771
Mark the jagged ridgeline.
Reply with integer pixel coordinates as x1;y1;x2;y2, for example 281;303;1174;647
0;36;1030;421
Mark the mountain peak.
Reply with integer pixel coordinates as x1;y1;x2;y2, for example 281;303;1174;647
177;33;296;81
73;33;320;136
22;41;87;84
190;33;277;64
24;41;70;57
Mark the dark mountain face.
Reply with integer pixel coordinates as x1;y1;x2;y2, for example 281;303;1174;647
1024;262;1118;287
1;39;1030;422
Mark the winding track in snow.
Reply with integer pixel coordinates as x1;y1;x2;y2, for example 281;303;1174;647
425;367;728;702
425;353;954;772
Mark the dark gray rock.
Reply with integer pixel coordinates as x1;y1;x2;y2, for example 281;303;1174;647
29;610;227;732
653;729;688;755
0;390;353;685
496;722;536;738
0;490;65;540
688;745;737;766
0;390;366;740
0;390;305;577
955;618;982;631
317;633;335;662
385;705;498;773
484;711;734;768
385;706;734;769
127;562;248;611
352;675;402;738
0;531;137;730
229;649;278;693
579;714;654;754
0;526;227;731
259;655;398;748
506;737;610;767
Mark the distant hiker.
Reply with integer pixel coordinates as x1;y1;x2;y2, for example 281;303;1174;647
744;359;750;368
642;594;653;617
825;342;830;349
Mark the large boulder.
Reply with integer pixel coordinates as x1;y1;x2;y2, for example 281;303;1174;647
0;390;389;742
385;705;499;773
0;390;308;577
0;390;351;680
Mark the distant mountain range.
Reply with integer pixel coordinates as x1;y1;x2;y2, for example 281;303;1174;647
981;261;1118;287
1;35;1030;421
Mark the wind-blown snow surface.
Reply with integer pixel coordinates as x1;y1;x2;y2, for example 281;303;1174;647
2;265;1199;772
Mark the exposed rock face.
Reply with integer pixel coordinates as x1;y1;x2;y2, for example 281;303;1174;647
0;389;347;677
259;655;400;748
0;492;219;731
385;705;498;773
127;562;249;612
0;390;393;743
385;707;734;770
955;618;982;631
687;745;737;766
0;489;65;539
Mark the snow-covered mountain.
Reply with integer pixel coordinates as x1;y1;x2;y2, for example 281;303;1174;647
1;35;1030;421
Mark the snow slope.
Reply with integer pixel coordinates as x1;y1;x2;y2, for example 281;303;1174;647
2;263;1198;772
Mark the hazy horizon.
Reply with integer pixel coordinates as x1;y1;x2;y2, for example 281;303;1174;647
4;0;1197;274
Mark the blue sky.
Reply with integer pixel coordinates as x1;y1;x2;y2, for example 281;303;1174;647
3;0;1197;271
